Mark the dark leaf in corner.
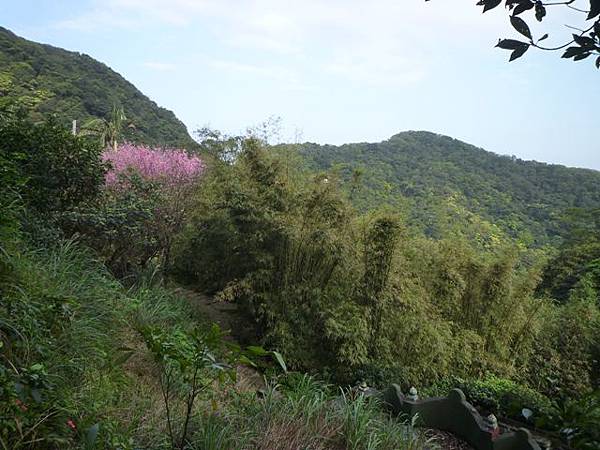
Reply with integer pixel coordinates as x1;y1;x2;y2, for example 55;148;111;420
510;44;530;61
513;1;535;15
510;15;532;39
573;52;592;61
478;0;502;13
562;46;586;59
573;34;595;48
588;0;600;20
496;39;528;50
535;3;547;22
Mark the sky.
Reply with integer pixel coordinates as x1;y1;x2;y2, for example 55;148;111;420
1;0;599;170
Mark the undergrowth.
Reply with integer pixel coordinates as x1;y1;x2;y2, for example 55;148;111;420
0;238;427;449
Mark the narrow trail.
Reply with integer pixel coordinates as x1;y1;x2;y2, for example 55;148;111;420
172;287;266;393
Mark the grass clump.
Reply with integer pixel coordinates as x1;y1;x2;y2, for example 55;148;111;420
185;373;434;450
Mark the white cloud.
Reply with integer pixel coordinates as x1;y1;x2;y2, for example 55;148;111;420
55;0;583;87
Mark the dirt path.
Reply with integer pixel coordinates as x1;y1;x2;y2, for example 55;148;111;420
173;287;266;393
173;287;239;336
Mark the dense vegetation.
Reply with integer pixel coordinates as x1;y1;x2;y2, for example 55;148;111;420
0;107;442;449
1;107;599;447
298;131;600;246
0;27;196;148
172;131;600;448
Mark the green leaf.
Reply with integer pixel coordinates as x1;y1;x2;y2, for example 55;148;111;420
112;349;134;367
270;351;287;373
246;345;269;356
510;15;532;39
588;0;600;20
238;355;257;368
573;34;595;48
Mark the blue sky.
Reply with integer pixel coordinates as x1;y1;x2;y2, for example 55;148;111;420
2;0;599;169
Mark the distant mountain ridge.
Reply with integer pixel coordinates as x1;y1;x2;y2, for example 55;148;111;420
0;26;196;148
300;131;600;245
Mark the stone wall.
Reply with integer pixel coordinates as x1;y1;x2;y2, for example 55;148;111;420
382;385;541;450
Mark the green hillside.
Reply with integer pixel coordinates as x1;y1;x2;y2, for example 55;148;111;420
299;131;600;245
0;26;196;148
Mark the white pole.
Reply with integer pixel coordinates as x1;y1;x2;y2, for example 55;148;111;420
72;120;77;135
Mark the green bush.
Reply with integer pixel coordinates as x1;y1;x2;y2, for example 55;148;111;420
557;390;600;450
423;375;558;425
0;107;106;216
0;240;125;448
526;297;600;400
61;173;162;278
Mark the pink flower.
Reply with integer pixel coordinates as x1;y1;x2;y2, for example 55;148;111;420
102;143;205;188
67;419;77;431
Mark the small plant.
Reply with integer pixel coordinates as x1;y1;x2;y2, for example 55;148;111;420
556;390;600;450
139;324;233;450
423;376;558;423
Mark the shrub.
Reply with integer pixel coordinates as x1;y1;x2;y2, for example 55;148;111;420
61;173;162;278
0;107;106;215
526;297;600;400
0;240;124;449
557;390;600;450
423;375;558;426
173;137;553;388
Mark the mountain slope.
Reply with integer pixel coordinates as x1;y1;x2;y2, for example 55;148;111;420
0;26;196;148
300;131;600;245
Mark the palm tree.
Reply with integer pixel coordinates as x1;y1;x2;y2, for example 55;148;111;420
80;105;131;150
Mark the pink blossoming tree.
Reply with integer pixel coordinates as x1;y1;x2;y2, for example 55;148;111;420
102;143;204;187
101;144;205;272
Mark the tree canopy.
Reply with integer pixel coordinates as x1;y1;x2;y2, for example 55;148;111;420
0;27;197;148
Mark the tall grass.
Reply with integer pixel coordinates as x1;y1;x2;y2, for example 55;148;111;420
1;238;436;450
0;239;130;448
187;374;434;450
0;239;198;449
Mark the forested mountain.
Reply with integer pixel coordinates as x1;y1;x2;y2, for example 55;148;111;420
0;26;196;148
300;131;600;245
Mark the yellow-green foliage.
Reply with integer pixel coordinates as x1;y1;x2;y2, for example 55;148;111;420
174;137;600;397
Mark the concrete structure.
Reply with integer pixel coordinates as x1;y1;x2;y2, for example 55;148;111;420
383;385;541;450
